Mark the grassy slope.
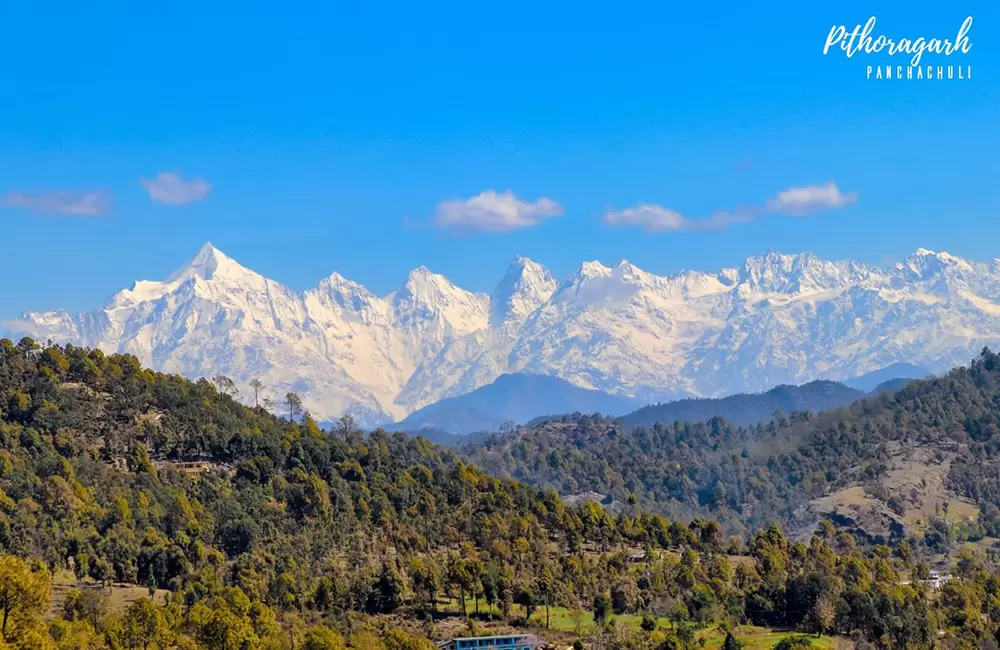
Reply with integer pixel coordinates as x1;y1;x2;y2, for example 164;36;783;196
432;598;845;648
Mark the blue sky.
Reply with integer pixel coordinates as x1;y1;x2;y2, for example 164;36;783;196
1;0;997;321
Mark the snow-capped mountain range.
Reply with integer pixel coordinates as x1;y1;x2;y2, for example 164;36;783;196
6;243;1000;426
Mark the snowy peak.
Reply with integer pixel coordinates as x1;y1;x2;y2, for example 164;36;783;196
597;260;657;289
902;248;975;276
566;259;656;286
505;255;551;279
310;271;379;317
575;260;613;280
395;266;472;306
101;244;265;311
391;266;489;337
319;271;366;292
167;242;252;283
8;244;1000;427
612;259;639;273
317;271;371;298
490;256;557;325
737;250;874;295
739;250;811;292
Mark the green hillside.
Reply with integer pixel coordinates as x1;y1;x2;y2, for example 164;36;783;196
461;348;1000;545
1;338;999;649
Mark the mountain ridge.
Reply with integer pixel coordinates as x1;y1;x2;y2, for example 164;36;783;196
843;362;931;391
8;243;1000;425
456;348;1000;538
617;379;866;430
393;372;638;435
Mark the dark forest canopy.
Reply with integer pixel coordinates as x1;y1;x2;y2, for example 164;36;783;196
3;337;1000;649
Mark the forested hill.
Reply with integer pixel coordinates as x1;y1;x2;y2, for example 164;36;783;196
617;380;865;430
0;337;752;647
0;337;655;577
4;338;1000;649
461;348;1000;540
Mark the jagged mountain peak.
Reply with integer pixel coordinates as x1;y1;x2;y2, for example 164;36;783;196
398;265;450;295
388;267;489;344
105;243;267;309
500;255;552;282
166;242;257;284
491;256;556;325
572;260;613;281
741;249;812;273
319;270;368;292
312;271;378;316
612;259;640;274
612;260;661;285
735;249;875;295
582;260;613;274
507;254;540;269
393;265;488;312
909;247;970;261
905;248;969;264
10;246;1000;428
902;248;974;272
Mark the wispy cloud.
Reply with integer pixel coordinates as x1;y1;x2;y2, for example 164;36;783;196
765;182;857;216
434;190;563;233
1;190;110;217
603;182;856;233
140;171;212;205
605;204;694;232
603;204;759;232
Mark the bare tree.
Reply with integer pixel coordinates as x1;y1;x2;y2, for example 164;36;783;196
285;392;303;422
212;375;239;398
335;415;357;438
249;379;264;408
75;588;109;634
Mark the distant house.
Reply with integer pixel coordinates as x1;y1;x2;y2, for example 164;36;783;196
900;570;953;590
927;570;953;590
437;634;541;650
152;459;234;478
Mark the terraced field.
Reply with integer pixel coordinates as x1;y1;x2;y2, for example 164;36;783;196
47;569;170;620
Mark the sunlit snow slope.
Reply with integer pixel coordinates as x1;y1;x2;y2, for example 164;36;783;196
7;244;1000;425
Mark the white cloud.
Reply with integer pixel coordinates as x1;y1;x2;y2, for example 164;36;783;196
765;182;857;216
604;204;692;232
605;182;856;233
434;190;563;233
1;190;109;216
603;204;752;232
141;171;212;205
